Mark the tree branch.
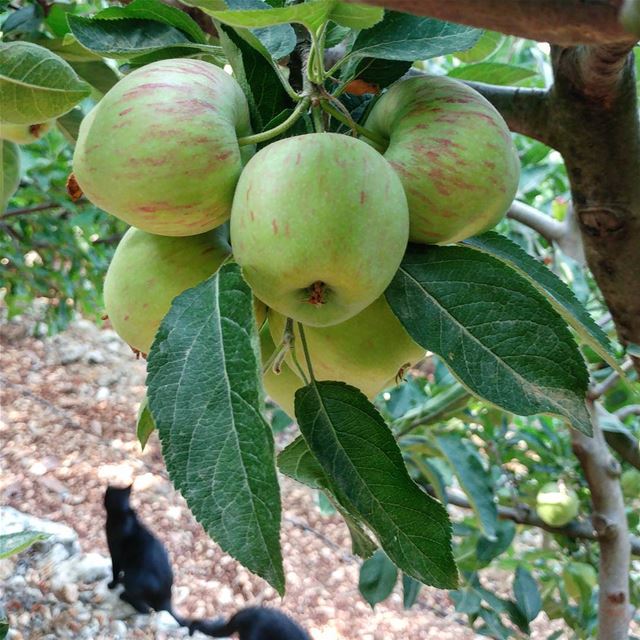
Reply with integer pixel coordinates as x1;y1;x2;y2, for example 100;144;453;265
603;428;640;471
346;0;636;45
615;404;640;419
1;203;62;218
423;485;640;555
507;201;586;263
459;82;552;145
588;359;635;399
571;401;631;640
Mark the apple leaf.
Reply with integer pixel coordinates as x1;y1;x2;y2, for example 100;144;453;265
462;232;616;370
0;42;91;124
513;566;542;623
218;24;293;131
385;245;591;434
56;108;84;144
136;396;156;451
295;380;457;588
70;61;120;95
95;0;208;44
278;436;377;559
200;0;378;32
67;15;221;60
350;12;482;62
435;435;498;540
448;62;537;86
0;532;49;559
456;30;504;63
146;263;284;594
184;0;296;59
359;550;398;608
403;574;422;609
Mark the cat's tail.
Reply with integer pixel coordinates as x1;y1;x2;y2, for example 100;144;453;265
188;617;235;637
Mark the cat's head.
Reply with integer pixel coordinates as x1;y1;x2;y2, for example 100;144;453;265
104;484;133;512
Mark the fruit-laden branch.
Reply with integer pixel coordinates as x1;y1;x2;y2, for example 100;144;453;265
422;484;640;555
347;0;636;45
571;402;631;640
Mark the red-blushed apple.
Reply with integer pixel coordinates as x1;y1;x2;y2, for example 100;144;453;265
364;75;520;244
73;59;253;236
230;133;409;327
103;226;231;354
1;141;20;212
268;295;425;399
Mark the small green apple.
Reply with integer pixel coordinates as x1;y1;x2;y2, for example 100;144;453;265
268;295;424;399
0;120;55;145
73;59;253;236
562;562;597;601
1;141;20;212
536;482;579;527
230;133;409;327
104;226;231;354
621;468;640;498
260;324;303;418
364;75;520;244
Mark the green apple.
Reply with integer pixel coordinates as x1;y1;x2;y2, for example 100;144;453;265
536;482;579;527
104;226;231;354
562;562;597;601
0;120;55;145
230;133;409;327
260;324;303;418
621;468;640;498
73;59;253;236
1;141;20;212
364;75;520;245
268;295;424;399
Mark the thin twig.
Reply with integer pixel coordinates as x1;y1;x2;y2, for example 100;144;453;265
589;359;635;399
2;203;62;219
615;404;640;420
284;516;356;563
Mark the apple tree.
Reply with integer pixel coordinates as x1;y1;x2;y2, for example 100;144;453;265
1;0;640;638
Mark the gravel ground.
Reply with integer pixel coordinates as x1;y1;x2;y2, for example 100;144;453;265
1;313;563;639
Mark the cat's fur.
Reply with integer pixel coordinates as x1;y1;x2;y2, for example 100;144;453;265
105;486;311;639
189;606;311;640
105;485;190;625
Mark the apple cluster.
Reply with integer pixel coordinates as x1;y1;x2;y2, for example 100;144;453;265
72;58;520;416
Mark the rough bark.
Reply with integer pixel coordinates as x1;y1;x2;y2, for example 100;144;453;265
572;403;631;640
549;45;640;370
345;0;636;45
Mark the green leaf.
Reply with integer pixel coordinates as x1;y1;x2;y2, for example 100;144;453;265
45;3;74;37
136;396;156;450
462;232;615;370
402;573;422;609
350;12;482;62
0;620;7;640
0;42;91;124
448;62;537;85
435;435;497;540
146;263;284;594
385;244;591;434
0;532;49;559
455;30;504;63
329;3;383;29
70;61;120;95
450;586;482;614
476;520;516;564
56;107;84;144
2;4;43;35
67;15;219;60
31;36;104;62
186;0;296;59
514;566;542;622
295;380;457;588
96;0;207;43
278;436;377;559
218;24;293;131
359;550;398;607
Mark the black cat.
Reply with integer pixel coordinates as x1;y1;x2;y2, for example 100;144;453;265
104;484;189;625
105;486;312;639
189;606;311;640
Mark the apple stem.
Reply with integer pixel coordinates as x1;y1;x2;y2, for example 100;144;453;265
320;100;388;151
237;97;311;146
297;322;317;383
